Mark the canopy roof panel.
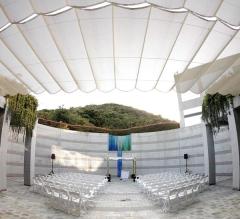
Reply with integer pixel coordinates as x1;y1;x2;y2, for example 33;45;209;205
175;53;240;96
0;0;240;94
0;74;28;96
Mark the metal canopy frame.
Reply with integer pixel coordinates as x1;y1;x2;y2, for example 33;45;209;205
106;156;136;176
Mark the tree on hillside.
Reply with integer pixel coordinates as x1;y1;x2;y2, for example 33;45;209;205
37;103;175;129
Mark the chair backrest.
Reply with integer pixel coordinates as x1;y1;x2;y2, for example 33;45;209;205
193;183;200;191
184;184;193;194
51;187;60;198
169;188;179;197
44;184;52;195
60;189;70;200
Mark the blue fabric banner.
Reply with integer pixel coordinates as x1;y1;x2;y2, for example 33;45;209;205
117;150;122;177
108;134;131;176
108;135;131;151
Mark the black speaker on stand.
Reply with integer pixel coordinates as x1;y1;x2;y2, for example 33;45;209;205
49;153;56;175
184;153;189;173
106;174;111;182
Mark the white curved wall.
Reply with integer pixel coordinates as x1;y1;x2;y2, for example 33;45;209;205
34;123;233;176
129;125;205;175
35;124;108;175
214;127;233;176
6;132;25;177
5;123;233;177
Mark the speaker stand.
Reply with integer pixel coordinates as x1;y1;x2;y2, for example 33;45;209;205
49;159;54;175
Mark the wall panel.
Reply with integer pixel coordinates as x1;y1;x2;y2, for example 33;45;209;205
5;123;232;177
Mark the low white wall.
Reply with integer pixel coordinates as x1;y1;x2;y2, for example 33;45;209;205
214;127;232;176
6;132;25;177
129;124;205;175
5;123;233;177
35;124;108;176
35;124;206;176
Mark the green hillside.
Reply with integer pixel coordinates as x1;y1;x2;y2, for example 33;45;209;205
38;103;176;130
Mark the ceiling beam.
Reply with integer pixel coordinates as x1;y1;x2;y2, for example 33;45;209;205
134;6;152;89
74;8;99;90
153;10;189;89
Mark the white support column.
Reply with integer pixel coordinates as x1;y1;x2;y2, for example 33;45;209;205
0;106;9;191
202;123;216;185
24;121;37;186
228;96;240;190
176;82;185;128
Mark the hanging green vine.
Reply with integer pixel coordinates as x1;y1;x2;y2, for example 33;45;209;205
202;93;233;133
7;94;38;138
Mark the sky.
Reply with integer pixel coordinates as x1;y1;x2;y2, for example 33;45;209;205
35;90;180;122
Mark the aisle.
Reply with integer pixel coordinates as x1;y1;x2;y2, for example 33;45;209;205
84;178;161;219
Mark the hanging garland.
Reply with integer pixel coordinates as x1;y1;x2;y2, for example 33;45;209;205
7;94;38;139
202;93;233;133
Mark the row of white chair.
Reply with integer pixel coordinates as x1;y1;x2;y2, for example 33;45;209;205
32;172;107;216
136;172;208;212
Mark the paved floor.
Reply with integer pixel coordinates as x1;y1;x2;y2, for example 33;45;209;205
0;177;240;219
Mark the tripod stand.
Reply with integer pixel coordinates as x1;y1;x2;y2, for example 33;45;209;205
184;153;189;173
49;153;55;175
185;158;188;173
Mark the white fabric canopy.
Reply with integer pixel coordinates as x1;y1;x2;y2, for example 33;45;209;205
175;53;240;94
207;72;240;96
0;75;28;96
0;0;240;94
206;57;240;96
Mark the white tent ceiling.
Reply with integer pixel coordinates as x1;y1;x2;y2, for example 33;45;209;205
0;75;28;96
207;70;240;96
0;0;240;95
175;53;240;95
